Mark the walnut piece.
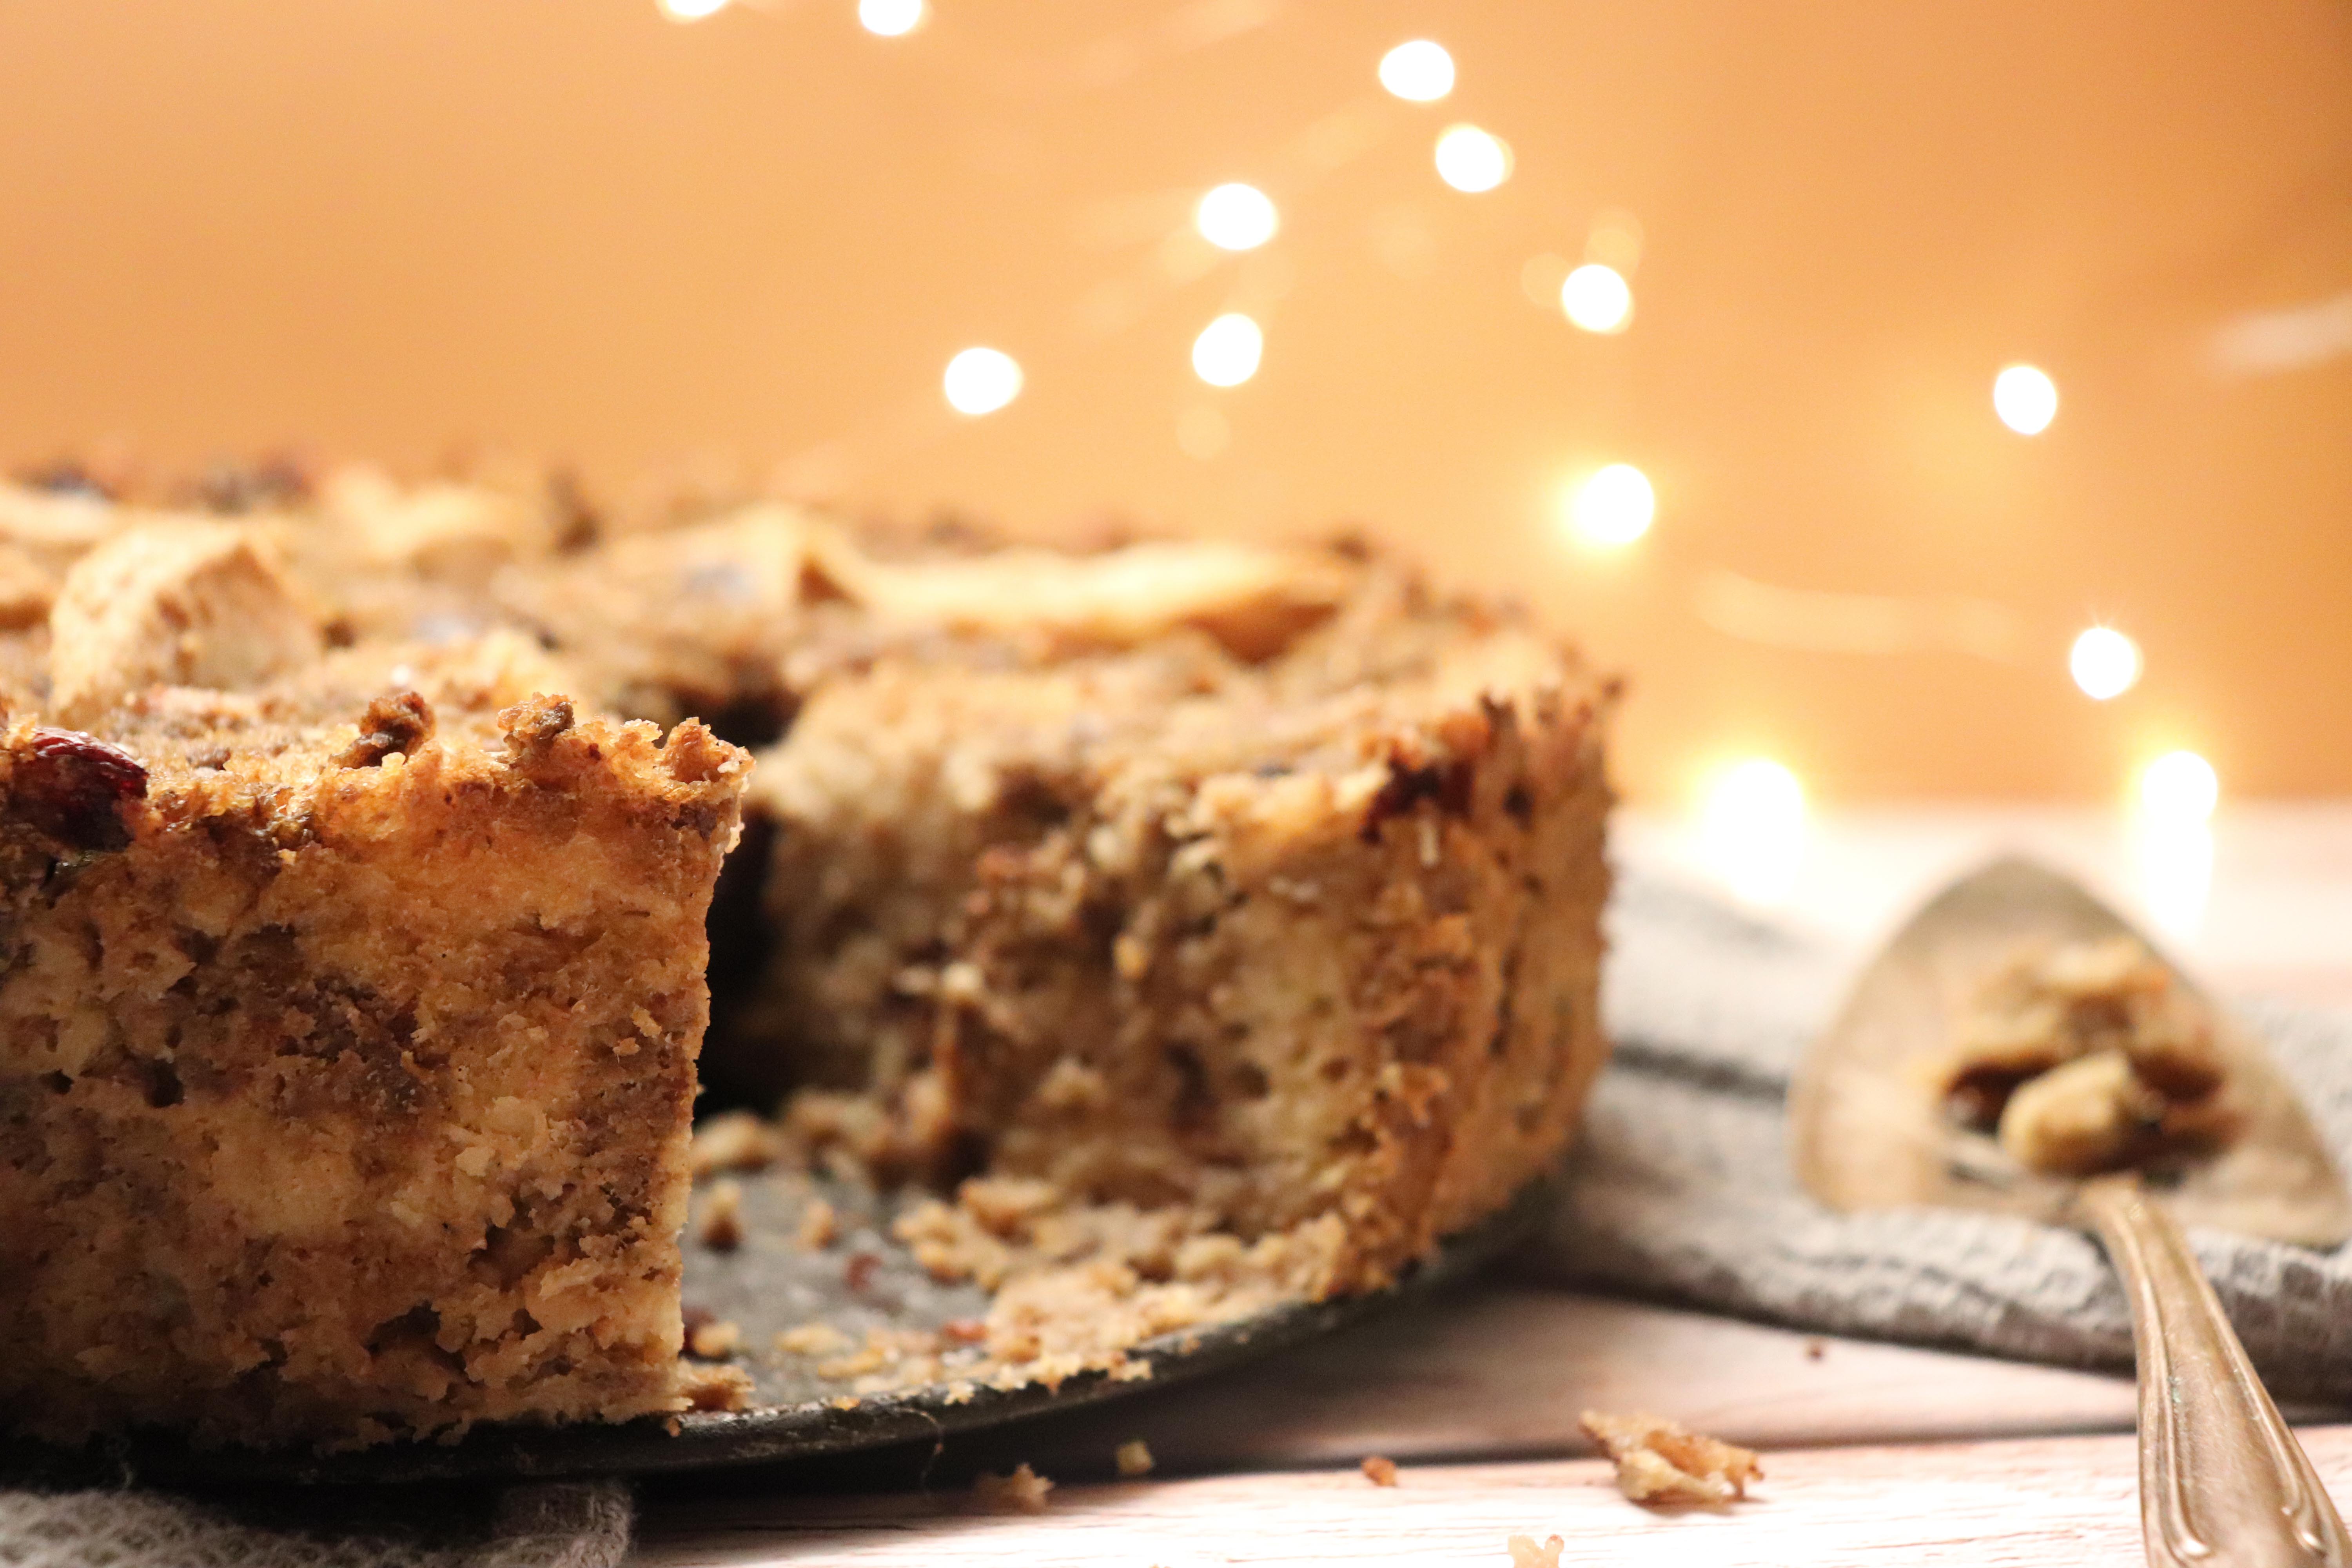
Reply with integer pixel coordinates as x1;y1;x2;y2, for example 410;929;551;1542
1579;1410;1761;1506
1506;1535;1565;1568
1937;936;2240;1177
1998;1050;2165;1175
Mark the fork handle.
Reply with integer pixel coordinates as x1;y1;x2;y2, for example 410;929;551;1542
2080;1176;2352;1568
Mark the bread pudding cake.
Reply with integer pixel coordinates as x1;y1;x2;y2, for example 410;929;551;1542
0;462;1615;1449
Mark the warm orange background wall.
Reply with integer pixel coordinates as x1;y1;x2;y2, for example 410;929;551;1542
2;1;2347;806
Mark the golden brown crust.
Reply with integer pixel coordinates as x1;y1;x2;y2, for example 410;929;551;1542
0;644;751;1448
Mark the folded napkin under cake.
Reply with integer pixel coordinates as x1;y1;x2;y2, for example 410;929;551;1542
1525;865;2352;1403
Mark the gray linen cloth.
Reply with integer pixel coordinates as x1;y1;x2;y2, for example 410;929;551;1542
1523;867;2352;1403
0;1480;631;1568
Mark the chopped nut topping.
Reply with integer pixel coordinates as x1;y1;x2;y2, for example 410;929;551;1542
337;689;434;769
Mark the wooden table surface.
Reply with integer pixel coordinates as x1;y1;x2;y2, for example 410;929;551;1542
631;805;2352;1565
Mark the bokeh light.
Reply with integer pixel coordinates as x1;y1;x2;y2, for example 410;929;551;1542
1378;40;1454;102
1700;759;1808;908
657;0;730;20
857;0;925;35
1568;463;1655;546
1191;314;1264;387
2069;626;2141;700
942;347;1022;415
1993;364;2059;435
2140;750;2219;824
1434;125;1512;193
1560;263;1633;334
1194;183;1278;252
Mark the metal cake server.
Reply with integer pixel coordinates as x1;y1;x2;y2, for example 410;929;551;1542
1791;857;2352;1568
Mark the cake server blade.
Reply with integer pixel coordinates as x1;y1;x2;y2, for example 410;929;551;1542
1789;855;2352;1248
1791;855;2352;1568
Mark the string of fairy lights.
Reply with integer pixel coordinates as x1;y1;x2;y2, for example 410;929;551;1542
657;0;2223;915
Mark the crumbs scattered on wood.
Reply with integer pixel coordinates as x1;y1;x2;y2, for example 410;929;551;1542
1506;1535;1564;1568
973;1463;1054;1514
1579;1410;1760;1507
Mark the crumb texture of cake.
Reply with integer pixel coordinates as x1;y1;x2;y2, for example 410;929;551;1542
734;562;1615;1293
0;626;751;1448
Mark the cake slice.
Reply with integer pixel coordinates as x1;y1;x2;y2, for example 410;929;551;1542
0;519;751;1448
728;549;1616;1299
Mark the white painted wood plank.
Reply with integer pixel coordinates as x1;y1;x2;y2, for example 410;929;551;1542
975;1287;2143;1476
633;1425;2352;1568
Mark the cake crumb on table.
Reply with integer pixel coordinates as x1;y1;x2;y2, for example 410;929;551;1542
1506;1534;1564;1568
689;1111;784;1180
697;1179;745;1250
797;1196;840;1251
688;1318;742;1359
974;1463;1055;1514
678;1365;753;1413
1579;1410;1761;1506
1361;1455;1400;1486
1115;1439;1156;1477
775;1320;853;1357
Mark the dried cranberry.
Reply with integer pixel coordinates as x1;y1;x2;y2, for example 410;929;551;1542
15;728;147;852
